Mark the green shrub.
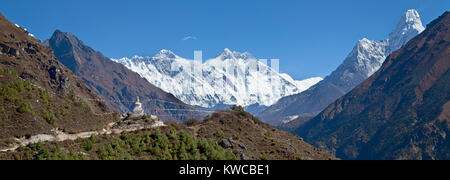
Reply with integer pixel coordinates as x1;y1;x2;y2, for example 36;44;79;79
294;155;302;160
65;89;78;105
29;142;52;160
231;105;245;112
166;128;177;140
232;134;240;140
7;126;238;160
81;136;97;151
12;80;32;92
23;80;32;91
27;93;34;99
17;102;33;114
264;133;271;141
66;150;86;160
64;89;91;111
1;86;22;103
96;146;109;160
41;109;56;125
60;108;68;117
214;130;224;138
197;139;236;160
151;130;169;150
0;68;17;77
82;102;91;112
39;89;51;104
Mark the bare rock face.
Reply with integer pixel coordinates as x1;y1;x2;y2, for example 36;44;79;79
219;139;233;149
296;11;450;160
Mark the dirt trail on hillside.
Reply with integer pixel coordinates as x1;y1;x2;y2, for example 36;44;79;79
0;121;165;152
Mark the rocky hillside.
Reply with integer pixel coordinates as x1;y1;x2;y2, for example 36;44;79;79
296;11;450;160
48;30;203;121
0;106;336;160
260;9;425;126
193;106;336;160
0;12;120;148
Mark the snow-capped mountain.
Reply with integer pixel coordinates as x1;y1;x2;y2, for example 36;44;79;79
387;9;425;54
260;9;425;126
113;48;322;110
329;9;425;89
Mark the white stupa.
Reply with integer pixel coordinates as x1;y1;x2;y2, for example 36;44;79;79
129;96;146;119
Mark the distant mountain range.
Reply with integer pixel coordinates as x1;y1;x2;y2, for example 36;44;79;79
113;48;322;114
0;12;119;148
260;9;426;126
47;30;203;121
297;11;449;160
0;11;334;160
0;7;448;160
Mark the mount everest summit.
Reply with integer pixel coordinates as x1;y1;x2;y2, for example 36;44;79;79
113;48;322;112
112;10;425;118
260;9;426;126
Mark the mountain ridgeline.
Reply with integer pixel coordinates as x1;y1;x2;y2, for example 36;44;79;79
0;12;120;148
0;12;336;160
113;49;322;115
0;7;448;161
260;10;425;126
296;11;450;160
47;30;203;121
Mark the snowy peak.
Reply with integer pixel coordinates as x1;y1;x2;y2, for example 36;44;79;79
390;9;425;37
114;49;322;109
400;9;423;27
259;9;427;126
346;9;425;78
217;48;255;60
154;49;179;59
388;9;425;53
221;48;233;56
403;9;422;22
356;38;377;48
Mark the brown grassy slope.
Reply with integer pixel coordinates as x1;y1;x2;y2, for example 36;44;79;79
0;12;120;147
0;109;335;160
194;108;336;160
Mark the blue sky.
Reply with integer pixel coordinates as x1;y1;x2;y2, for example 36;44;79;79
1;0;448;80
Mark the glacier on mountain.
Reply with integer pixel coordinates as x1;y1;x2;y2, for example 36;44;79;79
112;48;322;109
